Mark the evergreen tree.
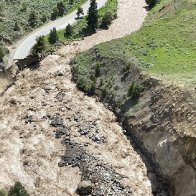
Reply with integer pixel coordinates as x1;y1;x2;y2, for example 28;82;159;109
57;1;66;16
76;7;84;18
8;181;29;196
100;12;113;29
145;0;157;8
48;27;59;44
87;0;98;32
64;23;73;37
31;36;46;56
28;11;37;27
51;8;58;20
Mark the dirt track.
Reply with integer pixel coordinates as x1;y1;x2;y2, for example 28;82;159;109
0;0;151;195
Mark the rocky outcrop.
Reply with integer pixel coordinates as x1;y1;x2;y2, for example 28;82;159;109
77;181;93;195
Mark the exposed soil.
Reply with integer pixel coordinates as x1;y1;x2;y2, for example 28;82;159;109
71;50;196;195
0;0;162;195
0;53;152;195
0;0;195;195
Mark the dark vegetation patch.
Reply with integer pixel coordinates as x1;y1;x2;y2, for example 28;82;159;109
0;181;29;196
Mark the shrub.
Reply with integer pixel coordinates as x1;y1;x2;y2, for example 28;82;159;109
28;11;37;27
128;82;144;99
0;190;6;196
77;77;96;94
13;22;20;31
145;0;157;8
0;46;4;62
100;12;113;29
95;64;101;77
8;181;29;196
20;2;27;12
122;63;131;72
41;15;47;23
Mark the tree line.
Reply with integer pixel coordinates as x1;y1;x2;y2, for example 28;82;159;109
32;0;114;56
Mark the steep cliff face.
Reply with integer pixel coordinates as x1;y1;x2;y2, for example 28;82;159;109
123;83;196;196
72;54;196;195
71;0;196;190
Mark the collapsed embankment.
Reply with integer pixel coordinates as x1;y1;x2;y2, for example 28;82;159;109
0;53;155;195
72;52;196;196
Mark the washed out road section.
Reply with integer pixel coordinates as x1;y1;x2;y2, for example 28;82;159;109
11;0;107;62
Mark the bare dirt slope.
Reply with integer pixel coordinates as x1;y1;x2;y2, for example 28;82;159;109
0;0;152;195
0;54;151;195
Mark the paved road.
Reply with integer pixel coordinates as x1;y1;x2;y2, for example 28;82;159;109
10;0;107;63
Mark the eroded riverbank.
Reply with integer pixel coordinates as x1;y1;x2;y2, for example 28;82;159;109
0;0;154;195
0;53;152;195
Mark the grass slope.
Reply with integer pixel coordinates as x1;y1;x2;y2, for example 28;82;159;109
73;0;196;87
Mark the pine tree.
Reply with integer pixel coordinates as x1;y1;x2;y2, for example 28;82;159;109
51;8;58;20
87;0;98;33
31;36;46;56
64;24;73;37
48;28;59;44
57;1;66;16
145;0;157;8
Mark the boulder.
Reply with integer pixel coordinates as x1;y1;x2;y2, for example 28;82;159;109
50;116;63;127
77;181;93;195
55;127;68;138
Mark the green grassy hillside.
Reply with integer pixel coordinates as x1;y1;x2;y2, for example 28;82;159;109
73;0;196;87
